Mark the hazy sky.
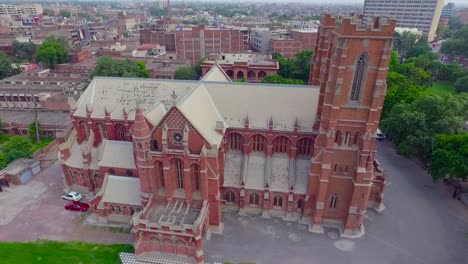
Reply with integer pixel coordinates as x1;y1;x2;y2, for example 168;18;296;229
201;0;467;6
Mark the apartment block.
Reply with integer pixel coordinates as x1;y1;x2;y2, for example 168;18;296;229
271;29;317;58
363;0;444;41
175;25;245;64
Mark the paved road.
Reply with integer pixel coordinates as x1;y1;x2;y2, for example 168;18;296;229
0;161;133;244
204;141;468;264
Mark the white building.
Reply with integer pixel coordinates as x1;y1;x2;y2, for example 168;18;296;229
250;27;271;53
363;0;444;42
0;3;43;16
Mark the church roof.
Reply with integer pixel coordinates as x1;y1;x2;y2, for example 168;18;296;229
98;140;136;169
200;62;232;82
101;175;141;206
74;66;320;147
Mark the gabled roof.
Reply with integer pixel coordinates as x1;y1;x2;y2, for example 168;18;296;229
75;65;320;149
177;83;225;147
75;77;196;120
200;62;232;82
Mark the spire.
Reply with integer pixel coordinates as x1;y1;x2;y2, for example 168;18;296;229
133;108;151;139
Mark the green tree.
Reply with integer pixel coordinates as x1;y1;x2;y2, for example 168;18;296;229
454;75;468;93
149;7;166;17
28;121;42;140
0;52;21;79
261;74;304;85
448;16;462;31
396;62;432;87
436;26;451;40
12;41;37;62
5;136;33;159
233;78;246;82
60;10;71;18
381;93;467;160
393;31;419;57
174;66;198;80
382;83;422;120
291;50;314;81
89;56;150;79
0;153;7;169
35;36;69;69
405;43;431;59
440;25;468;58
429;134;468;182
435;63;466;82
135;61;150;78
194;57;207;77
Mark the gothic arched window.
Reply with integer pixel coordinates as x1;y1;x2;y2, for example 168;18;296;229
350;53;368;101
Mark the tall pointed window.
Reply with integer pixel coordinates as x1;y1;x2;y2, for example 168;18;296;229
97;123;107;140
176;159;183;189
350;53;368;101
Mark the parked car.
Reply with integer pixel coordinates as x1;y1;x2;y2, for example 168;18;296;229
62;191;82;201
376;129;385;141
64;201;89;212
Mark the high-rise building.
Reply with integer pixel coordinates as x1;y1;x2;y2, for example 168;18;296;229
441;2;456;18
363;0;444;41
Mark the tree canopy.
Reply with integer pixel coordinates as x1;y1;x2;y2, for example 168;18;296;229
0;52;21;80
89;56;150;79
454;75;468;93
441;25;468;58
261;74;304;85
174;66;198;80
393;31;419;57
429;134;468;182
381;93;467;160
273;50;314;83
35;36;69;69
149;7;167;17
12;41;37;62
381;46;468;176
60;10;71;18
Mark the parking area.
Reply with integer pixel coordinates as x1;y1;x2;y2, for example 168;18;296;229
0;161;132;244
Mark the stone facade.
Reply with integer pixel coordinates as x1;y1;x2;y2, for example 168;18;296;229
58;14;395;264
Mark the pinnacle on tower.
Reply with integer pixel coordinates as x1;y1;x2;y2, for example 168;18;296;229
133;108;151;139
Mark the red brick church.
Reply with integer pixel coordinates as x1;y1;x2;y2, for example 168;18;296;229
58;14;395;263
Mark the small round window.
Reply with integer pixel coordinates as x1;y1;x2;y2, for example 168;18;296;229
172;132;183;145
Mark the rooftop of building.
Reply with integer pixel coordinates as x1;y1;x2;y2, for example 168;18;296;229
0;110;72;127
147;200;203;227
74;65;319;147
204;53;278;67
98;140;136;170
101;175;141;206
1;158;39;175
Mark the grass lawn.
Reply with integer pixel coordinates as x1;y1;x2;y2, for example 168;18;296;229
31;137;55;153
427;82;456;95
0;240;134;264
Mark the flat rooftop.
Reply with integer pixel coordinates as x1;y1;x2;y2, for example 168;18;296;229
147;200;202;227
0;110;72;126
205;53;277;67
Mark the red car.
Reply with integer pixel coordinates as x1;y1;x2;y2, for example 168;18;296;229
65;201;89;212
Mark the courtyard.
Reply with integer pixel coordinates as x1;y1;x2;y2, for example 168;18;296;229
0;141;466;264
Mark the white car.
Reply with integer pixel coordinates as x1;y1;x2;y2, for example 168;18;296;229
62;191;83;201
